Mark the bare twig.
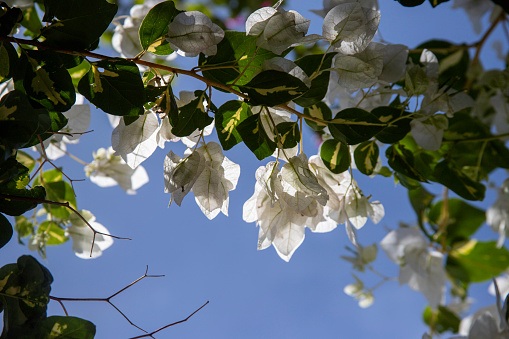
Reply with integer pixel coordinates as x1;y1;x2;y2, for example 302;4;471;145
50;266;164;333
129;301;210;339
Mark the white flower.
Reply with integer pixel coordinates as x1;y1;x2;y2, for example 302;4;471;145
164;142;241;219
344;274;375;308
111;111;160;169
246;7;321;55
65;210;113;259
85;147;149;195
487;179;509;247
167;11;224;57
322;1;381;55
333;42;386;89
380;226;446;309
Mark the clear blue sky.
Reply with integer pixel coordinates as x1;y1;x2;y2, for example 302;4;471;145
2;1;507;338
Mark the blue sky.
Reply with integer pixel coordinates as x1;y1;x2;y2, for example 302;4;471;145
2;1;508;338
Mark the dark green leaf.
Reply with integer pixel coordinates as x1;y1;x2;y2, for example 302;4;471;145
139;1;182;52
215;100;251;150
199;31;280;89
447;241;509;283
0;3;22;36
320;139;350;174
78;59;145;117
0;213;13;249
238;70;309;106
386;144;428;182
276;121;300;149
0;255;53;338
372;106;411;143
236;114;276;160
492;0;509;13
18;50;76;112
293;53;336;107
41;0;117;50
171;90;213;137
40;316;96;339
328;108;385;145
428;199;485;246
303;102;331;132
396;0;425;6
0;90;51;152
354;141;379;175
432;161;485;201
423;306;460;333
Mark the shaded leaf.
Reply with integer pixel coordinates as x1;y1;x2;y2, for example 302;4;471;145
78;59;145;117
0;213;13;249
236;114;276;160
328;108;385;145
139;1;182;53
354;141;379;175
432;161;485;201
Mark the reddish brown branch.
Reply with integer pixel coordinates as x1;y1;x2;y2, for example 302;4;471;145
128;301;210;339
50;266;164;333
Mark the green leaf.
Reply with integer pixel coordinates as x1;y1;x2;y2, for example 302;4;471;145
303;102;331;132
432;161;485;201
320;139;350;174
328;108;385;145
236;114;276;160
293;53;336;107
139;0;182;53
198;31;280;89
0;41;18;83
386;144;428;182
423;306;460;334
32;169;77;219
238;70;309;106
78;59;145;117
215;100;251;150
40;316;96;339
428;199;485;246
171;90;213;137
372;106;411;144
354;141;379;175
0;213;13;249
276;121;300;149
41;0;117;50
447;240;509;283
20;5;43;37
14;215;34;243
38;221;68;246
0;164;46;216
16;151;36;174
0;255;53;338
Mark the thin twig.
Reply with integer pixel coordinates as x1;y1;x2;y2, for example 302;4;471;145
129;301;210;339
50;266;164;333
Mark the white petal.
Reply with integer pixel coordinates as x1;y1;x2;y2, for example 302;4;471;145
111;112;160;169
